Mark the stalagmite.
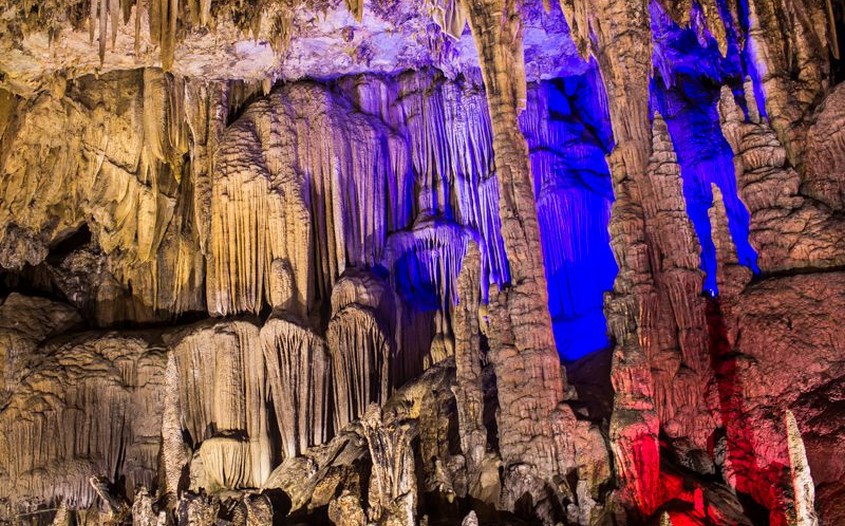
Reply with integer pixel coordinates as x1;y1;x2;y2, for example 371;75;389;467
461;510;479;526
132;487;166;526
708;185;752;301
361;405;416;526
329;491;368;526
177;493;219;526
785;410;819;526
450;242;490;499
639;113;714;453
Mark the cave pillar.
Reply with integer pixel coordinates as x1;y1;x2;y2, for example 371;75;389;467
584;0;662;516
460;0;575;514
452;242;493;501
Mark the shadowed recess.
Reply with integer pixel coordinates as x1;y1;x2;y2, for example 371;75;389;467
521;65;618;361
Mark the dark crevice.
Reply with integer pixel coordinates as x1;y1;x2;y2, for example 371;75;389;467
45;224;91;265
748;263;845;285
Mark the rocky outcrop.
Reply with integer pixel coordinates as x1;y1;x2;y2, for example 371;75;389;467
719;81;845;273
0;330;166;510
722;273;845;524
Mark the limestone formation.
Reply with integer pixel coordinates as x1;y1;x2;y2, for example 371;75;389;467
361;405;416;526
0;331;166;510
1;0;844;524
327;269;396;433
718;81;845;274
262;316;331;459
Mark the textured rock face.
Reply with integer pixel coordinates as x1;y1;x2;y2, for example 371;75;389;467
0;0;844;524
0;326;166;510
720;273;845;525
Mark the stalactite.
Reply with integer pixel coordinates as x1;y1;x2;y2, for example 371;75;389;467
1;7;843;518
339;71;508;289
149;0;161;45
134;0;143;57
328;274;393;432
803;83;845;210
209;82;410;318
429;0;467;38
166;320;269;489
98;0;107;63
344;0;365;22
162;0;178;70
89;0;97;44
109;0;119;49
519;75;617;360
261;317;331;459
696;0;728;55
209;94;312;317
